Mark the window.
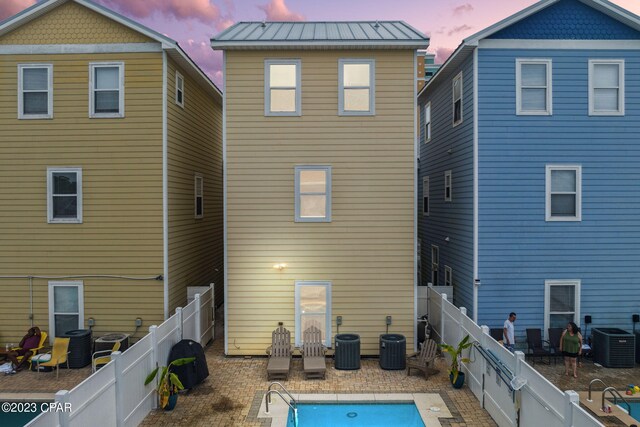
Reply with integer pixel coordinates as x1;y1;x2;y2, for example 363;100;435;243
431;245;439;286
546;165;581;221
417;239;422;286
544;280;580;334
175;71;185;108
444;170;452;202
48;281;84;339
516;59;552;115
452;72;463;126
424;102;432;142
339;59;375;115
47;167;82;223
295;281;331;347
265;59;301;116
589;60;624;116
295;166;331;222
90;63;124;118
422;176;430;216
18;64;53;119
444;266;452;286
194;174;203;218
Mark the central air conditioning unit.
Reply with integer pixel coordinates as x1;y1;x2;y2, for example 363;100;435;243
592;328;635;368
94;333;130;353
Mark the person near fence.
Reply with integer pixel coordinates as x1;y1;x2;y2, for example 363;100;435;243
559;322;582;378
0;327;42;372
503;313;516;352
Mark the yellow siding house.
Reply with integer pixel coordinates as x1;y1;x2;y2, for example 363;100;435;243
212;22;429;355
0;0;223;344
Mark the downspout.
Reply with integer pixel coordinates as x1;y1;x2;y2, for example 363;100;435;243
29;276;33;327
413;50;418;352
162;50;169;320
472;46;479;323
222;51;229;355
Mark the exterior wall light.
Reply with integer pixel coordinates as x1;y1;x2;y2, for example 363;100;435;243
273;263;287;271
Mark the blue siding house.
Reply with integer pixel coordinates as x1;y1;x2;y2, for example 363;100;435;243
418;0;640;340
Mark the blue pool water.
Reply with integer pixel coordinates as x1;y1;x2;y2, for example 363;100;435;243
617;399;640;422
0;406;42;427
286;402;425;427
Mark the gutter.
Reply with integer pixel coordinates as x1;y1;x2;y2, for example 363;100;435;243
162;51;169;319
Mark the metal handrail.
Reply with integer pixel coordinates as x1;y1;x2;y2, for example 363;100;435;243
587;378;607;402
265;390;298;426
267;381;297;405
601;387;632;416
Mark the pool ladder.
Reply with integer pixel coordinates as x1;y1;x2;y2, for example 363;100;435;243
587;378;632;417
265;382;298;426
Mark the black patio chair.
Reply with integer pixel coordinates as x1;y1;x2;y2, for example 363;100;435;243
547;327;563;365
526;328;552;365
489;328;504;342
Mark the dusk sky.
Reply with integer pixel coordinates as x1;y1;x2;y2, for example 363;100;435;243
2;0;640;87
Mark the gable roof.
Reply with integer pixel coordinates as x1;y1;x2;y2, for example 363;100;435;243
0;0;222;101
419;0;640;98
211;21;429;50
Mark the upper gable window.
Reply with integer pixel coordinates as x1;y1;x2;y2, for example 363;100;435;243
339;59;375;115
452;72;463;126
265;59;301;116
516;59;552;115
18;64;53;119
176;71;185;108
589;60;624;116
90;63;124;118
424;102;432;142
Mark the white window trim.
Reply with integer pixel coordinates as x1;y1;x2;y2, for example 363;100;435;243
175;71;185;109
545;165;581;222
444;170;452;202
423;176;430;216
294;281;332;347
89;62;125;118
516;58;553;116
431;245;439;286
452;72;463;127
424;102;432;142
294;165;332;223
264;59;301;117
18;63;53;120
544;279;581;339
588;59;625;116
48;281;84;343
194;174;203;219
47;167;83;224
338;59;375;116
444;265;452;286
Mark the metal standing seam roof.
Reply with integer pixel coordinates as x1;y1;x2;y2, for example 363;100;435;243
211;21;429;49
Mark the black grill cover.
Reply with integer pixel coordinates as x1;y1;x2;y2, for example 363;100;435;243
168;339;209;389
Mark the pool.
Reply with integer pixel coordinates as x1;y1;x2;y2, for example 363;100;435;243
616;399;640;422
0;404;42;427
286;402;425;427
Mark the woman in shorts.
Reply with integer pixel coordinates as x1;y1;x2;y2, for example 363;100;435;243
559;322;582;378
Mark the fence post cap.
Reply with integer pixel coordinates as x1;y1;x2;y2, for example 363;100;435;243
564;390;579;401
481;325;490;334
460;307;467;315
442;293;448;301
55;390;69;396
149;325;158;332
514;351;525;359
111;351;122;358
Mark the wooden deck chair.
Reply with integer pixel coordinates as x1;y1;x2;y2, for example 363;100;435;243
302;326;326;380
92;341;121;373
266;326;293;380
36;338;70;379
15;331;48;365
407;339;438;379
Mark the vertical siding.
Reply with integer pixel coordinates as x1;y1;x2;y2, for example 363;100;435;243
226;49;416;355
477;48;640;336
166;57;224;312
0;15;165;342
418;53;475;314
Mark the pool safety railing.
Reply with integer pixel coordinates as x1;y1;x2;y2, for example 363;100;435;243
265;385;298;426
601;386;632;417
587;378;608;402
267;381;297;405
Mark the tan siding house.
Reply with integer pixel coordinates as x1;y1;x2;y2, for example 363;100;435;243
212;23;429;356
0;0;222;344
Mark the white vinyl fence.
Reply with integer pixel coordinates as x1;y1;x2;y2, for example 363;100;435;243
426;285;603;427
26;284;215;427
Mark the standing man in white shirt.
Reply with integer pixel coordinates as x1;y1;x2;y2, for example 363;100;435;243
503;312;516;352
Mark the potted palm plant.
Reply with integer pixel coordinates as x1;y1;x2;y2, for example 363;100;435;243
439;335;472;389
144;357;195;410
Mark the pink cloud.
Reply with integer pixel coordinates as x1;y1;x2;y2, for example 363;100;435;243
258;0;305;21
0;0;36;21
434;47;455;64
447;24;472;36
216;18;235;32
453;4;474;15
180;38;224;85
98;0;220;24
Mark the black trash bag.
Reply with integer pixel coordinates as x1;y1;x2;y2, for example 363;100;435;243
167;339;209;389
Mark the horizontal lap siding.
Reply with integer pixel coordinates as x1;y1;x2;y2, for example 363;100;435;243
477;48;640;335
167;58;224;313
418;53;475;313
226;49;415;355
0;51;164;342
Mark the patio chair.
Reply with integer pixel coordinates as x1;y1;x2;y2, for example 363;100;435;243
92;341;121;373
266;325;293;380
489;328;503;343
302;326;326;380
548;327;563;364
407;338;438;379
36;337;70;379
525;328;552;365
14;331;48;365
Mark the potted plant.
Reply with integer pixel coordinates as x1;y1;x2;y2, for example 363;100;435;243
439;335;472;389
144;357;195;410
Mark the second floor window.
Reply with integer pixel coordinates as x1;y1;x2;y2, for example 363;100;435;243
18;64;53;119
176;72;185;108
423;176;430;215
339;59;375;115
546;165;581;222
295;166;331;222
47;167;82;224
516;59;552;115
265;59;300;116
90;63;124;118
424;102;432;142
452;72;463;126
194;174;203;218
589;60;624;116
444;170;452;202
